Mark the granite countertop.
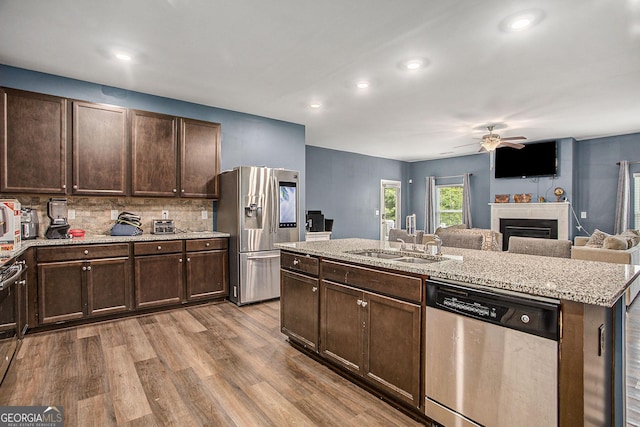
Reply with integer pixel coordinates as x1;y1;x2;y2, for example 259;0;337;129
2;231;230;262
276;238;640;307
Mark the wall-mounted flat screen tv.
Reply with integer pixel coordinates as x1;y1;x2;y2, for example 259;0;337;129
494;140;558;179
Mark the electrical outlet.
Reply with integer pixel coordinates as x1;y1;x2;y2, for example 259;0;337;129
201;210;208;219
111;210;118;220
68;209;76;220
375;210;380;216
162;210;169;219
581;211;587;219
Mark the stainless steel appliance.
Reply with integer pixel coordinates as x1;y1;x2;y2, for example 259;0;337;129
0;259;26;385
425;279;560;427
45;198;70;239
218;166;300;305
152;219;176;234
20;208;39;239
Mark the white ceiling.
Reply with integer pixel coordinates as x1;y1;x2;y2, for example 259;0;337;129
1;0;639;162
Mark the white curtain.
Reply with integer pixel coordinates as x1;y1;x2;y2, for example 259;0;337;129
615;160;630;234
424;176;436;233
462;173;473;228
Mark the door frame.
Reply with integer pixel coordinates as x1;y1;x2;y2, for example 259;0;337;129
380;180;401;240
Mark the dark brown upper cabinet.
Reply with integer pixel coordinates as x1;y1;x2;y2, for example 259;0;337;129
72;101;128;195
131;110;179;197
1;88;68;194
180;118;220;198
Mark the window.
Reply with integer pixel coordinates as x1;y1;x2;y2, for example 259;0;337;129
634;173;640;228
435;185;463;227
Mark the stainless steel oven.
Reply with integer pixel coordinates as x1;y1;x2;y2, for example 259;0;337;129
0;259;26;385
425;279;560;427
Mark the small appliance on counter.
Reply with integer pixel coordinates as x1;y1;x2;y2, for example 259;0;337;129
20;208;39;240
45;198;70;239
0;199;21;252
152;219;176;234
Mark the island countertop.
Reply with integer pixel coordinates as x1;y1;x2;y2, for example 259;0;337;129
276;238;640;307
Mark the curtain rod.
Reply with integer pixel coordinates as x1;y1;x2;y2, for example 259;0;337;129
434;173;472;179
617;161;640;165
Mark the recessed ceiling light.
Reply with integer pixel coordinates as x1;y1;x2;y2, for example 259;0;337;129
309;102;322;109
115;52;132;61
398;57;429;71
356;80;370;89
500;10;545;32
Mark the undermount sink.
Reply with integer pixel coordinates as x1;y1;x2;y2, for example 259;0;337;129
347;250;443;264
393;256;441;264
348;250;405;259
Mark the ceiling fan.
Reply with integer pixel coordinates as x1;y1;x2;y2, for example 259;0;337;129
477;125;526;152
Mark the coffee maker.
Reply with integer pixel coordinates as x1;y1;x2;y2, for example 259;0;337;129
20;208;39;239
45;198;70;239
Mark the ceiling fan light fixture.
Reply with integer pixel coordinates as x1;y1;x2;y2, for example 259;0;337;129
356;80;370;89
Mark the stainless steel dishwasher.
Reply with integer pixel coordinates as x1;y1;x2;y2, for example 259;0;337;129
425;279;560;427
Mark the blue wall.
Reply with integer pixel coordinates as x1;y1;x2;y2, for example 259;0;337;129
574;133;640;234
0;65;307;233
305;146;408;239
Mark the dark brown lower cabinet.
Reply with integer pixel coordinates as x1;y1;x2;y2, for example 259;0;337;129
134;253;184;309
280;269;319;351
38;257;131;325
185;239;228;301
320;279;421;408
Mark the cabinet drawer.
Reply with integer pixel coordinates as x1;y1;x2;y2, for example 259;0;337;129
37;244;129;262
281;251;319;276
134;240;183;255
185;238;227;252
321;260;422;303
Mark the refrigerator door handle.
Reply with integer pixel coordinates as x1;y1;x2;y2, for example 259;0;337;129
247;254;281;260
271;175;278;234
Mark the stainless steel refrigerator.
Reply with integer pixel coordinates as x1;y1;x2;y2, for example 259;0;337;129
217;166;300;305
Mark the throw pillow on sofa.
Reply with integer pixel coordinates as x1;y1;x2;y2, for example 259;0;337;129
603;236;629;250
586;229;610;247
621;229;640;247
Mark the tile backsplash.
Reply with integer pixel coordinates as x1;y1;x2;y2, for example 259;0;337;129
6;195;214;237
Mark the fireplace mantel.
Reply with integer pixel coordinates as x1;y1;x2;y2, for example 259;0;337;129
490;202;571;240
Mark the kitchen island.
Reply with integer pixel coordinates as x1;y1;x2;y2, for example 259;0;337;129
276;238;638;426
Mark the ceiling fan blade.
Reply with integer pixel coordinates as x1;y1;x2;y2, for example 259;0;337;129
500;136;526;141
478;146;488;153
499;141;525;149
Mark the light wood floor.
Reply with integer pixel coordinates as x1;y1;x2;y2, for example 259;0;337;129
0;301;422;426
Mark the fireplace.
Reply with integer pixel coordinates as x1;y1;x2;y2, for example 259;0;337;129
490;202;570;250
500;218;558;251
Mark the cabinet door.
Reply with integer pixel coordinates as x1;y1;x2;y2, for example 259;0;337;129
320;280;363;375
281;270;319;351
134;254;183;309
131;110;178;197
1;88;67;194
364;292;421;408
72;101;127;195
38;261;84;324
186;250;228;300
86;257;132;317
180;118;220;198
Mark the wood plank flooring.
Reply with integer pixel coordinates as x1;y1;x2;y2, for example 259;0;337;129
0;301;422;426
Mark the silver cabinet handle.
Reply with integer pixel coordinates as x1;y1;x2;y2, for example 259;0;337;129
157;246;162;250
356;299;363;306
293;258;300;265
187;257;191;262
83;250;89;255
179;258;183;263
172;189;177;193
181;189;185;193
62;184;66;189
73;185;78;189
361;301;368;308
205;243;210;247
18;280;26;286
312;286;318;292
82;266;87;271
87;266;92;271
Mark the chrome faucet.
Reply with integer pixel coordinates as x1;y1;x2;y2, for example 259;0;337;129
425;235;442;256
397;238;408;250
